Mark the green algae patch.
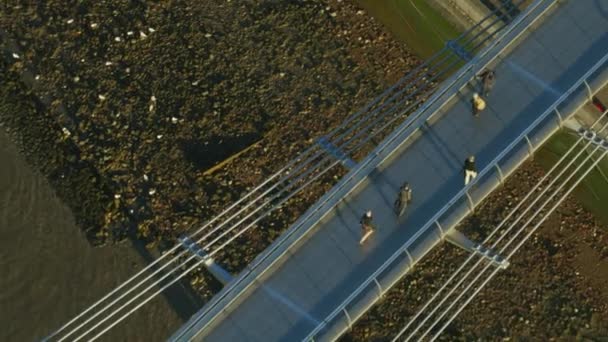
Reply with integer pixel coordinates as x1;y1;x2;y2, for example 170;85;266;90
356;0;461;59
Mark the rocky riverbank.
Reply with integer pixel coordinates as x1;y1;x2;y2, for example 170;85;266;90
0;0;421;299
344;161;608;341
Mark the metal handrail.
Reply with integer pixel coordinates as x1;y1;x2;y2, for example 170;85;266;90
56;4;516;341
421;122;608;341
305;45;608;340
61;21;504;341
181;0;548;339
49;13;457;342
430;151;608;341
170;2;525;340
395;108;608;341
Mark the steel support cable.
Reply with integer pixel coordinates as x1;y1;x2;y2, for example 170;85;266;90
83;160;353;341
54;152;327;341
63;51;452;342
63;157;336;342
304;4;555;339
403;118;608;340
421;145;608;340
61;52;455;342
51;33;454;342
46;136;324;340
394;110;608;341
50;19;455;340
191;27;509;259
79;52;481;340
60;40;470;342
461;15;511;54
341;35;500;156
429;149;608;342
460;0;524;52
415;132;608;341
306;2;552;340
55;5;518;339
98;120;604;342
56;3;514;341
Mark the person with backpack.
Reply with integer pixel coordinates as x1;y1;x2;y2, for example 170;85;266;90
394;182;412;217
478;69;496;96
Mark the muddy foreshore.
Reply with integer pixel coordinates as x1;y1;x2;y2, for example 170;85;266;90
3;1;607;339
0;0;421;300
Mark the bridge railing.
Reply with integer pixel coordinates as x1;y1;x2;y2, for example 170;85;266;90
170;1;546;340
305;16;608;342
47;2;523;340
169;3;528;341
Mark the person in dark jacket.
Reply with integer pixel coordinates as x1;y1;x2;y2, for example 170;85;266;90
479;69;496;96
463;155;478;185
359;210;375;244
395;182;413;217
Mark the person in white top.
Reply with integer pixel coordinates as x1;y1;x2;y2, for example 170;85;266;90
463;155;478;185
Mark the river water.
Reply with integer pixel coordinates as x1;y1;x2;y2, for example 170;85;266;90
0;130;183;341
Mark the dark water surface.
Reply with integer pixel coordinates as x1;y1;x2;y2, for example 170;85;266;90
0;130;182;341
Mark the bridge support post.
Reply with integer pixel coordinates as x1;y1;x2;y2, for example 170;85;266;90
178;236;233;285
524;134;534;159
583;80;593;102
316;136;357;169
465;191;475;213
444;229;509;269
343;308;353;330
495;164;505;184
554;108;563;128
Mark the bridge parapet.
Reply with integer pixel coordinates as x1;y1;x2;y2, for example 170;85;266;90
307;48;608;342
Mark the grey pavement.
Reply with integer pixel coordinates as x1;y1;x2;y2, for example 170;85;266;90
182;0;608;341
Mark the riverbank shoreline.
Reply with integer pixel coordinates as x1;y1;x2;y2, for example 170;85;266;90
0;129;183;341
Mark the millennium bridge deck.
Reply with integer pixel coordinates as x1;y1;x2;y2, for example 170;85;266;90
173;0;608;341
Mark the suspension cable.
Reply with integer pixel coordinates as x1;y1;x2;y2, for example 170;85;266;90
83;22;515;342
50;3;519;340
429;148;608;341
397;110;608;341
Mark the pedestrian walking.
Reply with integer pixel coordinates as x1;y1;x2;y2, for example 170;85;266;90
394;182;412;217
472;93;486;117
359;210;375;244
463;155;478;186
478;69;496;96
